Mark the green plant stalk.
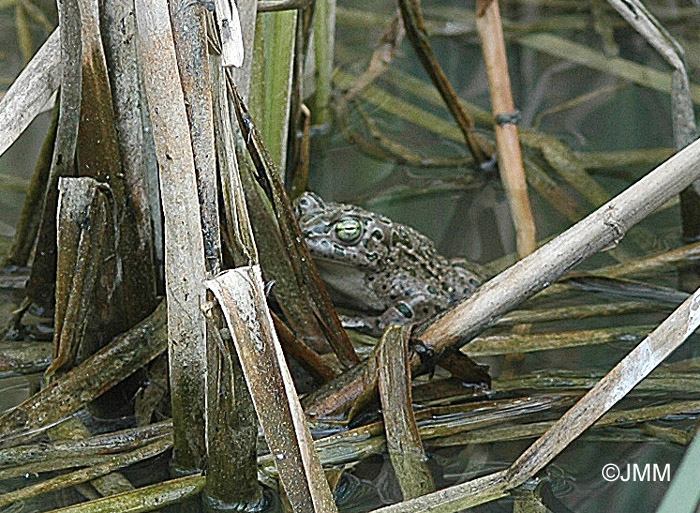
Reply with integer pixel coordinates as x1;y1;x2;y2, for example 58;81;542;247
312;0;334;124
250;10;298;172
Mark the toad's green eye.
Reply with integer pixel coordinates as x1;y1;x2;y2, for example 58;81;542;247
335;218;362;243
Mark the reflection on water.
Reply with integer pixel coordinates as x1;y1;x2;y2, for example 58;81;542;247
335;461;394;512
0;377;30;413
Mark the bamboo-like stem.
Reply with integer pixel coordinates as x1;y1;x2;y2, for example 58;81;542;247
250;9;297;171
230;82;359;366
169;0;222;274
211;0;244;67
503;287;700;486
135;0;208;473
332;66;658;256
371;286;700;513
420;139;700;349
0;438;172;508
605;0;700;283
26;0;81;313
377;325;435;499
42;475;205;513
397;0;492;165
0;301;166;448
206;57;263;508
46;417;135;497
101;0;159;320
3;105;57;267
305;136;700;417
0;28;60;158
0;421;172;470
45;177;110;379
207;267;338;513
312;0;335;124
476;0;536;258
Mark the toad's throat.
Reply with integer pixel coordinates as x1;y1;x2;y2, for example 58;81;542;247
314;257;386;313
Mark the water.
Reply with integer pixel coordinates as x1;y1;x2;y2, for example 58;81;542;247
309;1;700;511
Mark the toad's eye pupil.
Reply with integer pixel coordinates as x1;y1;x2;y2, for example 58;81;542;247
335;218;362;243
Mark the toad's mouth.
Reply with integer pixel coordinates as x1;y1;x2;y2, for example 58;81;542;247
312;253;365;266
